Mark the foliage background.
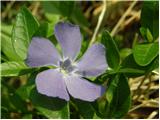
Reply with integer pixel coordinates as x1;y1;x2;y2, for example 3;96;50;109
1;1;159;119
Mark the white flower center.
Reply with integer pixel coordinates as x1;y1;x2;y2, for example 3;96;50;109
59;58;76;75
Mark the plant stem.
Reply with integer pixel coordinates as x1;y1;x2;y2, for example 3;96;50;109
110;1;137;37
89;0;107;47
2;1;15;18
134;74;150;101
32;2;40;16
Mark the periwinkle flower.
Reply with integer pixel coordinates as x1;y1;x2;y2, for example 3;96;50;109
26;22;108;101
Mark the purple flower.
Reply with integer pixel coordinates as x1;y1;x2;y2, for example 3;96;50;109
26;22;108;101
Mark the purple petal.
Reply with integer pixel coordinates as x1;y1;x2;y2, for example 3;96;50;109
54;22;82;60
26;37;61;67
65;75;105;101
36;69;69;101
76;44;108;77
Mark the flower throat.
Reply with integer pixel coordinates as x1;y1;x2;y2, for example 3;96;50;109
59;58;76;75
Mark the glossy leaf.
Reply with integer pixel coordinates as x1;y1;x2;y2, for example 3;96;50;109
30;88;70;119
34;22;57;38
42;1;74;17
133;42;159;66
71;4;90;27
42;1;89;27
35;13;60;38
16;84;35;101
106;75;119;103
120;48;132;60
101;30;120;70
111;75;131;118
145;55;159;73
141;1;159;40
140;27;153;42
122;54;158;77
45;13;60;24
118;68;145;74
12;7;39;60
73;99;98;119
1;61;34;77
106;74;131;118
1;24;20;61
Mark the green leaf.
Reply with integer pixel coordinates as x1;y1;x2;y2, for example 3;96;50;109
120;48;132;60
106;75;119;103
1;84;17;112
76;39;90;60
45;13;60;24
12;6;39;60
118;68;145;74
140;27;153;42
22;114;32;119
106;74;131;118
1;106;10;119
145;55;159;73
146;28;153;42
121;54;158;77
16;84;35;101
1;81;28;113
42;1;74;17
8;90;28;113
1;61;34;77
141;1;159;40
1;54;8;62
140;27;147;40
1;23;13;36
71;4;90;27
34;22;54;38
42;1;89;27
112;96;131;118
1;24;20;61
16;72;38;101
73;99;97;119
30;88;69;119
133;42;159;66
101;30;120;70
112;75;131;118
